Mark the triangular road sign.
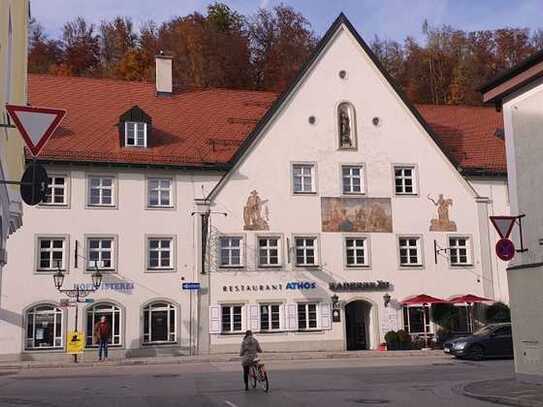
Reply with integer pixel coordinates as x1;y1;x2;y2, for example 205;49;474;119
490;216;516;239
6;104;66;157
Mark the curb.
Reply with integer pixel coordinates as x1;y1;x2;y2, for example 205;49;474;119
461;380;543;407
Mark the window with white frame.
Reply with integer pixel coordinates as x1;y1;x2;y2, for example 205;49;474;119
295;237;318;266
342;165;364;194
87;238;114;270
394;166;417;195
88;176;114;206
260;304;281;331
143;302;176;343
345;237;368;267
125;122;147;147
403;306;432;335
219;236;243;267
25;304;63;350
297;303;318;330
148;238;173;270
42;176;66;205
292;164;315;193
258;237;280;267
37;237;66;271
399;237;422;266
221;304;243;333
86;303;121;346
148;178;173;208
449;237;471;266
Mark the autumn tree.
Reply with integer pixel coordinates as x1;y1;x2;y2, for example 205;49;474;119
28;19;63;74
100;17;137;78
60;17;101;76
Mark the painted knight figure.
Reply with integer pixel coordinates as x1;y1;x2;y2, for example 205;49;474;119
428;194;457;231
243;190;269;231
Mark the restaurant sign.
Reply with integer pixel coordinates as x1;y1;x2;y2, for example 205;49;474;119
223;281;317;293
329;280;391;291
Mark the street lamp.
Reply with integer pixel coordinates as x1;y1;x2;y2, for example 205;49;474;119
383;293;391;307
53;269;65;290
331;294;339;307
91;269;103;290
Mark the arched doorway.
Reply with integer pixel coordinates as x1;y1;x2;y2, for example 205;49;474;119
345;300;372;350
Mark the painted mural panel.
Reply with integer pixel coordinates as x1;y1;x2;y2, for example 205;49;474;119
321;197;393;232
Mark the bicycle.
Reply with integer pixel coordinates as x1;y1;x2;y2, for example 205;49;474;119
248;358;269;392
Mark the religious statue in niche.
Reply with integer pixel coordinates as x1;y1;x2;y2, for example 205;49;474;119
427;194;457;231
338;103;355;148
243;190;269;230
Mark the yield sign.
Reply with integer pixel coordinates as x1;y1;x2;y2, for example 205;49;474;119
6;104;66;157
489;216;516;239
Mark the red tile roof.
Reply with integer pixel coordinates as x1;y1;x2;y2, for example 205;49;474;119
28;74;505;174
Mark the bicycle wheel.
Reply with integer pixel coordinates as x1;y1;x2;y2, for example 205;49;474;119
250;366;257;388
259;368;269;392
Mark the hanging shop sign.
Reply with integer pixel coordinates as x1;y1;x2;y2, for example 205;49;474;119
329;280;391;291
222;281;317;293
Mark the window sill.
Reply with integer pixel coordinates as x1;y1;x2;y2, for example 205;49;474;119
294;265;320;269
38;203;69;208
294;329;324;334
142;341;177;346
449;264;474;268
145;268;176;273
24;347;65;352
218;266;245;270
346;265;370;269
394;193;418;197
85;268;116;273
219;332;245;336
293;192;317;195
86;204;117;209
257;265;283;270
399;265;423;270
35;269;66;274
146;205;175;210
258;330;288;334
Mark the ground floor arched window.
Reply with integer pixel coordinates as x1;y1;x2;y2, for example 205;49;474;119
86;302;122;346
143;301;176;344
25;304;63;350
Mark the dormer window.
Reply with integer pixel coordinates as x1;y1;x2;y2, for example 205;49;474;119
125;122;147;147
119;105;152;148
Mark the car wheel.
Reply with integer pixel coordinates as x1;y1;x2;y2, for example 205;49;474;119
467;345;485;361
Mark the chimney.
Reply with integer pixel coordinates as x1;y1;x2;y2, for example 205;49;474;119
155;51;173;96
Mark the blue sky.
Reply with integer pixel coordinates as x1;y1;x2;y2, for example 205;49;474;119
31;0;543;43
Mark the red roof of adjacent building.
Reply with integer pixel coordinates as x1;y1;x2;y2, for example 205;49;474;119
28;74;505;174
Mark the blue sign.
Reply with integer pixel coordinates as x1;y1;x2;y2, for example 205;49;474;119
182;282;200;290
84;298;95;304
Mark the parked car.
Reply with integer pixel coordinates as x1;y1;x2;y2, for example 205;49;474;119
443;323;513;360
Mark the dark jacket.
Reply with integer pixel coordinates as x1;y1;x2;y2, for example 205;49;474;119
240;336;262;366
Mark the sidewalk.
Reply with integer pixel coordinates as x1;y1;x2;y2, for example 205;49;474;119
0;349;446;371
462;378;543;407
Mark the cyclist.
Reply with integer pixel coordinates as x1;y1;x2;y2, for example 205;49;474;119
240;330;262;391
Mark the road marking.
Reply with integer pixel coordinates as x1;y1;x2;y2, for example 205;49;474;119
224;401;238;407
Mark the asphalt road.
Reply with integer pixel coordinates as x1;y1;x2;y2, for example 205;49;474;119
0;356;513;407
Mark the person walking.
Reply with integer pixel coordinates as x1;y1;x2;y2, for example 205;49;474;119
94;316;111;361
240;330;262;391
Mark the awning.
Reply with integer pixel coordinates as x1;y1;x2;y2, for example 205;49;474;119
447;294;493;304
400;294;448;306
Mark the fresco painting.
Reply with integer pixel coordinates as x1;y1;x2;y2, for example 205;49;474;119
321;197;393;232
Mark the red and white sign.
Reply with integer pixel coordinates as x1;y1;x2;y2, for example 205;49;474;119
6;104;66;157
489;216;516;239
496;238;515;261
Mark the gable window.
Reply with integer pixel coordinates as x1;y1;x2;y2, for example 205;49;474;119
221;304;243;333
147;237;173;270
338;102;356;149
219;236;243;267
292;164;315;193
88;176;115;206
260;304;281;331
297;303;318;330
295;237;318;267
399;237;422;267
37;237;66;271
258;237;281;267
43;176;66;205
394;166;417;195
449;237;471;266
342;165;364;194
148;178;173;208
87;237;115;271
345;237;368;267
125;122;147;147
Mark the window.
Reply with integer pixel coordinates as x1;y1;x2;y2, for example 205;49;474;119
219;236;243;267
295;237;318;266
399;237;422;266
125;122;147;147
148;178;173;208
88;176;115;206
143;302;176;343
87;238;114;270
258;237;280;267
298;303;318;330
292;164;315;193
25;304;63;350
260;304;281;331
337;102;356;149
221;305;243;333
42;176;66;205
342;165;364;194
345;237;368;267
403;306;431;335
394;166;416;195
86;303;121;346
449;237;471;266
147;238;173;270
37;237;66;271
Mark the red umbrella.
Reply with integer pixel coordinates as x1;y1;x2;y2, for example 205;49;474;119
447;294;493;332
401;294;448;348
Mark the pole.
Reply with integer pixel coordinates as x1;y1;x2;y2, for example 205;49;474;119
74;298;79;363
189;290;193;356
